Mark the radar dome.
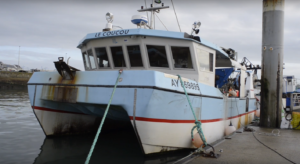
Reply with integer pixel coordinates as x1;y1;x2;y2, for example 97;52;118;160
131;15;148;25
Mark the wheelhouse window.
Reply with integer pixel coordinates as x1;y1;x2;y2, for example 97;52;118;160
146;45;169;68
87;49;96;69
110;46;126;67
82;52;90;70
95;47;110;68
209;53;213;72
171;46;193;69
127;45;143;67
196;49;213;72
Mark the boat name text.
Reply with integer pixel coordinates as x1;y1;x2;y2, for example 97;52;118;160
95;30;130;37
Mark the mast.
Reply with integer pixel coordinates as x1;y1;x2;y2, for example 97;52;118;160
151;0;154;28
138;1;169;29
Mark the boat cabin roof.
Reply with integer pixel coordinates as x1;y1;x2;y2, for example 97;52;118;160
77;28;230;59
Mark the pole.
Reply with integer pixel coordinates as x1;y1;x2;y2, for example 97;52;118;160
18;46;20;66
260;0;284;128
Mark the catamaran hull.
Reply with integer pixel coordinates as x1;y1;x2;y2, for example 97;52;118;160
31;105;255;154
28;70;257;154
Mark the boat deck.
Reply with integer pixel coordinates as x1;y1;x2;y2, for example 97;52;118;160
188;126;300;164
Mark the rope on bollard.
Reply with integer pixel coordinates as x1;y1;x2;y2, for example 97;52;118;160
177;75;207;147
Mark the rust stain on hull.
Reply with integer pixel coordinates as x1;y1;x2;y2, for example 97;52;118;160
237;117;241;129
245;114;249;125
42;73;81;103
249;114;253;124
42;85;78;103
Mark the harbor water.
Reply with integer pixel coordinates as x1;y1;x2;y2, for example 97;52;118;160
0;89;191;164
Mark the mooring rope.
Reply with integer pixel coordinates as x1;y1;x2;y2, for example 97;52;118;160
85;69;123;164
177;75;207;146
252;131;296;164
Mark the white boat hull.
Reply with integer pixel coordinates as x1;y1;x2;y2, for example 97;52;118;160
28;70;257;154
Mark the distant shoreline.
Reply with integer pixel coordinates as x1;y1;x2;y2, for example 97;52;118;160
0;71;33;89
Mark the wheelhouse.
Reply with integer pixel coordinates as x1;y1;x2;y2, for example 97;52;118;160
78;29;232;87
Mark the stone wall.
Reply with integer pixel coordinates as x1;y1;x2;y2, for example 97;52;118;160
0;71;33;89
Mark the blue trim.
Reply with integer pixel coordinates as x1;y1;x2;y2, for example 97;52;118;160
131;19;148;24
286;97;291;107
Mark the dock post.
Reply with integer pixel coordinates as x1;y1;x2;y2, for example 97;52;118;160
260;0;284;128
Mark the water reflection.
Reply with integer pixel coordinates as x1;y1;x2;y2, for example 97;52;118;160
0;89;192;164
0;89;45;164
33;129;192;164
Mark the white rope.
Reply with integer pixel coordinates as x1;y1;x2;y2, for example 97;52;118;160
171;0;181;32
155;14;168;31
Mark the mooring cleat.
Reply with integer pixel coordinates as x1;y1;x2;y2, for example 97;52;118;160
198;144;221;159
201;151;220;159
244;126;255;132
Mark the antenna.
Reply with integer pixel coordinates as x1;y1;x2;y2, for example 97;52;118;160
18;46;20;66
138;0;169;29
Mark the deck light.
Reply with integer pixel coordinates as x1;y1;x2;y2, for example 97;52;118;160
141;6;143;9
191;21;201;35
162;3;164;6
151;4;153;7
193;21;201;29
106;12;114;23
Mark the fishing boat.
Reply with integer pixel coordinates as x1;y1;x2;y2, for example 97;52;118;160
27;1;258;155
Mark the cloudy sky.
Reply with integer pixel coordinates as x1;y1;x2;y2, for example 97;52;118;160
0;0;299;78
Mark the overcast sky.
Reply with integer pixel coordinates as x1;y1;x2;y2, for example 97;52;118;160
0;0;299;78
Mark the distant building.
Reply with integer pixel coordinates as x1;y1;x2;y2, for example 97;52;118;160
0;61;22;71
30;68;40;72
0;61;3;70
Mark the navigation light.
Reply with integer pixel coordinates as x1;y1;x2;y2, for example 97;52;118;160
106;12;114;23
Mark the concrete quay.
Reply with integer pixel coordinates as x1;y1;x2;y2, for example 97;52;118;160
0;71;32;89
189;126;300;164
